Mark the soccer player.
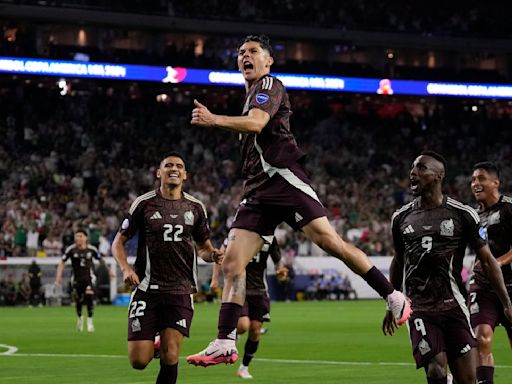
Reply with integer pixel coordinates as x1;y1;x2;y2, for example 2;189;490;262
468;162;512;384
55;229;108;332
186;34;411;367
111;152;223;384
382;152;512;384
211;237;287;379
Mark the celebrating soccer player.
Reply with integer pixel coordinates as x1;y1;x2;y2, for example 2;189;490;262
112;152;223;384
468;162;512;384
186;34;411;367
383;152;512;384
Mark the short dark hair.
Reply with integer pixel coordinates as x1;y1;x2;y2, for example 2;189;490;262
420;150;447;169
238;34;273;57
473;161;500;179
75;228;88;237
159;152;186;168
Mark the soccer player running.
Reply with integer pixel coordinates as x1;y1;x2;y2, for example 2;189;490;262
55;229;111;332
186;34;412;367
382;152;512;384
468;162;512;384
111;152;223;384
211;237;288;379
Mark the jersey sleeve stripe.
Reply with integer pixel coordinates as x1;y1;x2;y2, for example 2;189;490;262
262;76;273;90
183;192;208;217
447;197;480;223
391;202;414;225
502;195;512;204
129;190;157;215
64;244;75;254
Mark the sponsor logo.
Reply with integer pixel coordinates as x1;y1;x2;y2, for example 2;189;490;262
403;225;414;234
295;212;303;222
150;211;162;220
440;219;454;237
460;344;471;354
255;93;269;104
227;329;237;340
161;66;187;83
418;338;431;355
170;214;178;218
422;226;432;230
131;318;141;333
184;210;194;225
176;319;187;328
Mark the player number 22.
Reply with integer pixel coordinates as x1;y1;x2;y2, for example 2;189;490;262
129;300;146;318
163;224;183;242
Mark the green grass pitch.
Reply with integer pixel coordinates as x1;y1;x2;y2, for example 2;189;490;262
1;300;511;383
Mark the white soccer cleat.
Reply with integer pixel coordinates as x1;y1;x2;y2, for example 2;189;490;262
237;365;253;379
76;316;84;332
447;373;453;384
186;339;238;367
87;317;95;333
387;290;412;325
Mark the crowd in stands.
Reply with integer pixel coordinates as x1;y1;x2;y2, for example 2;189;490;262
3;0;510;38
1;78;512;263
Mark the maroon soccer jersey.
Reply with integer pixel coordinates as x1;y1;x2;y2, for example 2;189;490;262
471;195;512;291
240;75;306;195
62;244;101;284
392;196;487;312
119;190;211;294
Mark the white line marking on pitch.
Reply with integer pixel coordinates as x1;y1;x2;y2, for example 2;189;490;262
1;351;511;369
0;344;18;355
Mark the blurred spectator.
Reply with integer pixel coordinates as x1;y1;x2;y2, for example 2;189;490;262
28;259;43;307
42;231;63;257
17;273;31;305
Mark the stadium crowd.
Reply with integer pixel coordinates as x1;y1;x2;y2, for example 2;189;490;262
1;80;512;263
3;0;509;38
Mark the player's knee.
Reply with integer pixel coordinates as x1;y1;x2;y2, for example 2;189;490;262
130;356;151;370
425;361;446;379
476;332;493;351
160;347;180;365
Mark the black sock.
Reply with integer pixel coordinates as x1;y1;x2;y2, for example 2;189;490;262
85;295;94;317
242;339;259;366
156;362;178;384
362;266;394;298
476;366;494;384
217;303;242;339
427;377;447;384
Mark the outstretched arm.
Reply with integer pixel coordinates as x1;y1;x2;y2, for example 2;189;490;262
191;99;270;134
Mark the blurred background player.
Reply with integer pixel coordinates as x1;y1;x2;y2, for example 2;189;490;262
187;34;411;367
55;229;113;332
28;259;43;307
112;152;223;384
383;152;512;384
468;162;512;384
211;237;288;379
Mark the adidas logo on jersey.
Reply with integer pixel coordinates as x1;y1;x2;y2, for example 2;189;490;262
402;225;414;234
460;344;471;354
295;212;303;222
150;212;162;220
176;319;187;328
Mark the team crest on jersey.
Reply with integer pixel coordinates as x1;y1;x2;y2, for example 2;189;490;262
256;93;269;104
121;218;129;230
488;211;501;225
418;339;431;355
470;302;480;314
184;210;194;225
440;219;454;237
131;318;141;332
479;227;487;241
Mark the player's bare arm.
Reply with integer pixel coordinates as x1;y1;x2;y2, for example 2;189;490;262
197;239;224;264
382;256;404;336
54;260;65;285
191;99;269;134
275;262;289;283
111;232;140;286
496;249;512;267
476;244;512;321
